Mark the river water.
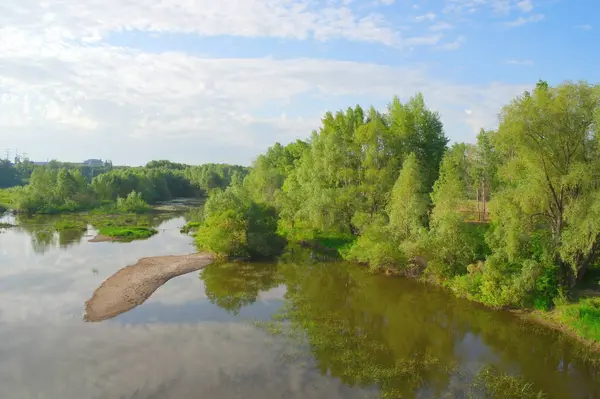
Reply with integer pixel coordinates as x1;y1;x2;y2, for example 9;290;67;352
1;211;599;398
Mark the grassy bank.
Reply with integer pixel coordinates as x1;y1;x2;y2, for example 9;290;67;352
97;226;158;241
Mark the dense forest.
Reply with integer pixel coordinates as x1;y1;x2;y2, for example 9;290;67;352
0;159;248;213
195;80;600;313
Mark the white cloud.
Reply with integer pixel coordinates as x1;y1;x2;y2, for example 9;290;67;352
0;0;402;46
574;24;593;31
504;13;544;27
504;58;534;66
444;0;535;15
430;22;454;31
415;12;437;21
437;35;465;50
516;0;534;12
0;38;528;163
405;34;444;46
0;0;535;164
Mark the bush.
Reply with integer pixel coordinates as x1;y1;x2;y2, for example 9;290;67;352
115;191;151;213
196;210;249;258
342;219;407;272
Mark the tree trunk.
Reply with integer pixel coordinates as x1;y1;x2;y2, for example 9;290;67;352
482;180;487;222
476;186;480;222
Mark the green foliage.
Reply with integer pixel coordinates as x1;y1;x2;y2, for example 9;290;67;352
97;226;158;241
493;81;600;290
244;140;308;206
115;191;151;213
185;163;249;195
554;298;600;343
196;209;249;258
195;183;286;259
180;221;202;234
279;96;447;238
5;160;244;215
387;152;429;252
0;159;20;188
15;167;96;213
342;218;407;271
427;146;483;278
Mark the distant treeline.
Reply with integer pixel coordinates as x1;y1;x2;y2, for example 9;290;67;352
0;159;248;214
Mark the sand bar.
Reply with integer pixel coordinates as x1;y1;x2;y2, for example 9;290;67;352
84;253;214;322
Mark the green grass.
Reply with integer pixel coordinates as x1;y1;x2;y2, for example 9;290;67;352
0;222;15;228
97;226;158;241
555;298;600;343
0;188;19;209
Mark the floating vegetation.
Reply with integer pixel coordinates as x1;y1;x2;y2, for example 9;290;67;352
472;365;547;399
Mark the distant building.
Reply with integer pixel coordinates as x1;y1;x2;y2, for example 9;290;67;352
83;159;104;167
32;161;48;166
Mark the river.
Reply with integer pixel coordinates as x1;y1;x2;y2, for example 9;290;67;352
0;211;599;398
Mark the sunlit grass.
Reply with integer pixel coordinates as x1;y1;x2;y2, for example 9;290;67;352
555;298;600;343
97;226;158;241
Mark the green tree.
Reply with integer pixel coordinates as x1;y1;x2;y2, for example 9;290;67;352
387;93;448;192
428;144;483;278
387;153;429;244
492;80;600;289
0;160;19;188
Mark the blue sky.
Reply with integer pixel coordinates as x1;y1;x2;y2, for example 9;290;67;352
0;0;598;166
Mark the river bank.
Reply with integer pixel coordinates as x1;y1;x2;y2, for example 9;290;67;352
300;237;600;352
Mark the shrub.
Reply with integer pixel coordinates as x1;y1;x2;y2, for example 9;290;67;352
115;191;151;213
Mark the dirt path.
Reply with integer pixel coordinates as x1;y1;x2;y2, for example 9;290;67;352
84;253;214;322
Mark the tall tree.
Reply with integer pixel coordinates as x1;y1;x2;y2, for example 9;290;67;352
493;80;600;287
387;93;448;192
387;153;428;242
428;144;480;277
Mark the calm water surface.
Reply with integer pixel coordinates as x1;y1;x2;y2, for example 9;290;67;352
0;212;599;398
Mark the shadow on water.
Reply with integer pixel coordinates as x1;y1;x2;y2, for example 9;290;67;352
202;247;600;399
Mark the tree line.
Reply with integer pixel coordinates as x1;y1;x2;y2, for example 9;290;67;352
196;81;600;311
0;160;248;214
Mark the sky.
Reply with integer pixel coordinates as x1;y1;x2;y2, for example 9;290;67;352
0;0;598;166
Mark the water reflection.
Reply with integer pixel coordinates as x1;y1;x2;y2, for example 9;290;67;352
2;215;600;399
203;253;600;399
8;212;178;253
201;262;282;315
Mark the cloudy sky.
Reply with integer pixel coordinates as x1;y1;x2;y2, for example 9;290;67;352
0;0;597;166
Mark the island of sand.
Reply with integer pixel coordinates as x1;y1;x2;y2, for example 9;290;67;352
84;253;214;322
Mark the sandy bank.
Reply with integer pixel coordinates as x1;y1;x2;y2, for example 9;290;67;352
84;253;214;322
88;234;115;243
